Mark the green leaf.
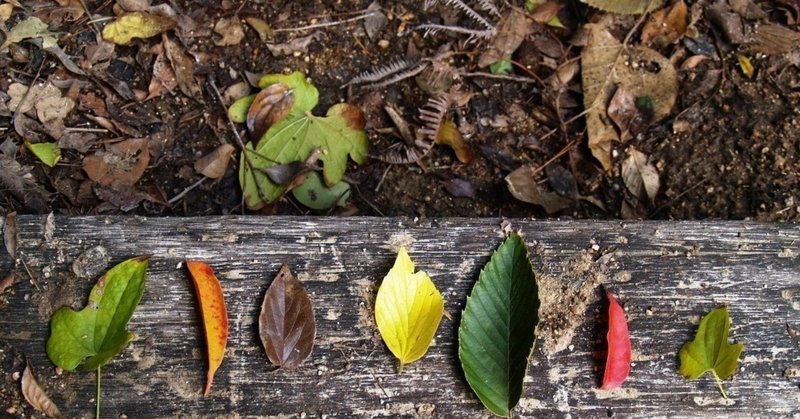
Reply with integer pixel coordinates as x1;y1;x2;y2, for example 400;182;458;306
292;171;351;210
459;233;539;417
25;141;61;167
47;256;149;372
679;306;744;398
582;0;664;15
238;72;368;209
0;17;59;51
228;94;256;123
489;60;512;75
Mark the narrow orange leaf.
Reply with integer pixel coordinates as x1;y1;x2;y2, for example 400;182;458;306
186;260;228;396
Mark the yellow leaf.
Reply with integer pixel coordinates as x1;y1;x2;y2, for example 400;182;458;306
737;54;754;79
102;12;176;46
375;247;444;368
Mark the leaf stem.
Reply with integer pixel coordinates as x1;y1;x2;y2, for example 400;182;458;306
96;366;101;419
711;370;728;399
397;361;404;374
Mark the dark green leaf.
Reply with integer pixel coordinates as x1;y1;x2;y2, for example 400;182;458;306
292;172;350;210
46;256;149;371
459;233;539;417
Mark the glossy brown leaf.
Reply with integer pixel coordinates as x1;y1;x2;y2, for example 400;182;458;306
259;265;316;369
21;364;62;418
247;83;294;141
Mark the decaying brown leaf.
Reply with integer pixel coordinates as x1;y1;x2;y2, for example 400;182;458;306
749;23;800;55
435;120;474;164
147;51;177;99
195;144;235;179
506;166;572;214
245;17;272;42
259;264;316;370
641;0;688;47
607;85;652;142
213;17;245;46
0;272;15;296
581;24;678;170
247;83;294;141
21;364;62;418
622;147;659;203
163;34;203;101
582;0;664;15
266;31;323;57
364;1;387;41
4;212;17;258
478;8;533;68
82;138;150;186
0;154;50;211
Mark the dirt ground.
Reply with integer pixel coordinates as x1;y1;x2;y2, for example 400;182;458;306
0;0;798;220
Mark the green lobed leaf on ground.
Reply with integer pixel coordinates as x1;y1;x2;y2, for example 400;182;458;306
46;256;149;372
679;306;744;398
458;233;539;417
239;71;367;209
291;171;351;210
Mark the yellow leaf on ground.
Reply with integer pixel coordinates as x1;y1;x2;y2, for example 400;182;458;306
737;54;754;78
102;12;176;46
375;248;444;369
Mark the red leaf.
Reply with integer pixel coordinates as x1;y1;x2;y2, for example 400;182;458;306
601;290;632;389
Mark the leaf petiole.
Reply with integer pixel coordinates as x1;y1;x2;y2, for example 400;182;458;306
711;370;728;399
96;365;101;419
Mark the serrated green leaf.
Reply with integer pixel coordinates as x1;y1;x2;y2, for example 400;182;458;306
238;72;367;209
459;233;539;417
25;141;61;167
679;307;744;398
46;256;149;372
292;171;350;210
582;0;664;15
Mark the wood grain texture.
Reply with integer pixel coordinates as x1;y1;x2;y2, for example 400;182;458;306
0;216;798;418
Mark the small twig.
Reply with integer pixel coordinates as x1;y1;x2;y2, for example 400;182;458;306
374;165;391;193
274;11;376;33
168;177;206;205
529;139;578;176
18;257;40;292
461;72;541;84
64;127;109;133
354;184;385;216
78;0;101;36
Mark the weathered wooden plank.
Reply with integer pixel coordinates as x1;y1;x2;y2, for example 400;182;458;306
1;216;799;418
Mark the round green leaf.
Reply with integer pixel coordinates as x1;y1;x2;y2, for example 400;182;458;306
292;171;350;210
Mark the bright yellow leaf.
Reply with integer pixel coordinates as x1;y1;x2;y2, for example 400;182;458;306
101;12;176;46
737;54;754;79
375;247;444;369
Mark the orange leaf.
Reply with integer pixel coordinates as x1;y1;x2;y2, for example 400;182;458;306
186;260;228;396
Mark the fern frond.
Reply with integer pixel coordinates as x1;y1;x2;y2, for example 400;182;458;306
416;23;495;41
374;143;431;164
345;58;417;86
441;0;495;29
418;94;452;140
365;62;430;89
473;0;501;17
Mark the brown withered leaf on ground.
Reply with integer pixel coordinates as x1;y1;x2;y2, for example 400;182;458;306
641;0;688;48
583;0;664;14
54;0;84;21
222;81;251;105
364;1;387;41
266;31;323;57
607;85;653;141
259;265;316;370
195;144;235;179
21;364;61;418
247;83;294;140
435;120;474;164
94;185;160;211
245;17;272;42
749;23;800;55
506;166;572;214
478;8;533;68
147;51;177;99
581;24;678;170
0;272;15;296
163;34;203;101
0;155;50;211
83;138;150;186
442;177;475;198
213;17;245;46
116;0;151;11
622;147;659;203
4;212;17;258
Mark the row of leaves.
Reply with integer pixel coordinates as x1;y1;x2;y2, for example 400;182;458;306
34;234;744;418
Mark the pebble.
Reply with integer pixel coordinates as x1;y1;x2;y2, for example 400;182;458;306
378;39;390;49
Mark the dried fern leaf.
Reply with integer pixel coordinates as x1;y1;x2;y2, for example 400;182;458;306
347;58;417;86
366;62;430;88
441;0;495;30
416;24;496;41
418;95;452;140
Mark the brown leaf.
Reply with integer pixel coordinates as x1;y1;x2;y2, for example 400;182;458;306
222;81;251;105
607;85;654;142
506;166;572;214
435;120;474;164
213;17;245;46
478;9;533;68
245;17;272;42
530;1;561;23
266;31;323;56
581;24;677;170
21;364;61;418
442;177;475;198
0;272;15;296
583;0;664;15
195;144;235;179
749;23;800;55
147;51;177;99
163;34;203;101
4;212;17;258
364;1;387;41
259;264;316;370
641;0;688;48
621;147;659;203
247;83;294;140
82;138;150;186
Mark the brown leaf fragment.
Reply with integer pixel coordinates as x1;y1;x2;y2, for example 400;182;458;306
530;1;561;23
195;144;235;179
506;166;572;214
749;23;800;55
442;177;475;198
266;31;323;57
21;364;61;418
264;161;308;185
247;83;294;141
706;6;745;44
0;272;15;296
82;138;150;186
147;51;177;99
435;120;474;164
4;212;17;258
213;17;245;46
259;265;316;370
364;1;387;41
478;9;533;68
0;155;50;212
245;17;272;42
116;0;151;11
607;85;654;142
622;147;659;203
163;34;203;101
222;81;251;105
94;185;159;211
641;0;688;48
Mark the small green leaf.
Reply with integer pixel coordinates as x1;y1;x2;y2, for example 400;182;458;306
47;256;149;372
459;233;539;417
228;94;256;123
679;307;744;398
238;71;367;209
489;60;512;75
582;0;664;15
292;172;351;210
25;141;61;167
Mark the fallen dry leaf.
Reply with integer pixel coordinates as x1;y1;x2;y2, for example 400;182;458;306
247;83;294;141
1;17;58;51
147;51;177;99
622;147;659;203
364;1;387;41
737;54;755;78
21;364;62;418
0;272;15;296
186;260;229;395
163;34;203;101
506;166;572;214
0;4;13;22
607;85;652;142
82;138;150;186
4;211;17;258
195;144;235;179
581;24;678;170
641;0;688;48
266;31;323;56
102;11;176;45
749;23;800;55
54;0;84;21
478;8;533;68
435;120;474;164
245;17;272;42
213;17;245;46
582;0;664;14
222;81;251;105
116;0;151;11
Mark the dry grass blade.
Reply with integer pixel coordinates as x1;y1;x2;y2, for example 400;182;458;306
21;364;62;418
